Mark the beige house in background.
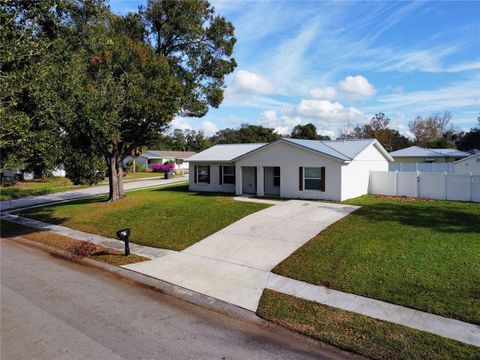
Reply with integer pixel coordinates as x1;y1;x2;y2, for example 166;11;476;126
389;146;470;163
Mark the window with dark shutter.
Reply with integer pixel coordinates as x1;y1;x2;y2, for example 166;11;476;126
304;167;324;191
194;165;197;183
219;166;223;185
223;165;235;184
197;166;210;183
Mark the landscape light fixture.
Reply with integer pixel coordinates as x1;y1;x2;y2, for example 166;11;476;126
116;228;131;256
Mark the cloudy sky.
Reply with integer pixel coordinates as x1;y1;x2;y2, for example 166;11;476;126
110;0;480;138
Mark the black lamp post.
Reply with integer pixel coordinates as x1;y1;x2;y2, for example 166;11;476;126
116;228;131;256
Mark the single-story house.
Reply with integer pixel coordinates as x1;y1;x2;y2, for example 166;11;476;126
389;146;470;163
124;150;197;170
453;153;480;175
187;138;393;201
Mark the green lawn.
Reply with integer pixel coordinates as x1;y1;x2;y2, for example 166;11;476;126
0;177;89;201
0;172;176;200
18;184;269;250
273;195;480;324
258;290;480;360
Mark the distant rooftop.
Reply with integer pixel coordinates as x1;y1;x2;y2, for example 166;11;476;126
389;146;470;158
187;143;266;162
143;150;197;160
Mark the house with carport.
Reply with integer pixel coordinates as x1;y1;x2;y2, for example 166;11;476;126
188;138;393;201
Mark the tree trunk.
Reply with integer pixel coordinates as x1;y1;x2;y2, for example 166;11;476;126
107;154;119;202
116;156;125;199
132;157;136;174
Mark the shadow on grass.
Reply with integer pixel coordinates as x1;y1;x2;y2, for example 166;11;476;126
350;201;480;234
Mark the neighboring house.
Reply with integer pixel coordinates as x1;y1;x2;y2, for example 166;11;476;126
187;138;392;201
124;150;197;170
453;153;480;175
389;146;470;163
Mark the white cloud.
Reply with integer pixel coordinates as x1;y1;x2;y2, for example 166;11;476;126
230;69;275;95
200;120;219;136
257;98;366;138
338;75;376;98
257;109;300;135
170;117;193;131
376;79;479;111
309;87;337;100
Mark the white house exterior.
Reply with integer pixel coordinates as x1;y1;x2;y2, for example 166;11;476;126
188;138;392;201
453;153;480;175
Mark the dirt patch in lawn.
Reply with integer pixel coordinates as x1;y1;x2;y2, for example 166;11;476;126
373;194;433;202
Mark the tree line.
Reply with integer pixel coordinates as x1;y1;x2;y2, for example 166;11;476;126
149;113;479;154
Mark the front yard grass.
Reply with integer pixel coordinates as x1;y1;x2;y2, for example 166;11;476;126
258;289;480;360
18;184;270;251
273;195;480;325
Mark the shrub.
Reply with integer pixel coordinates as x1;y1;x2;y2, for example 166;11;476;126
150;163;175;172
68;242;98;258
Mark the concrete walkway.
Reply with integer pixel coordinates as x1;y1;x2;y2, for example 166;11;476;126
124;200;359;311
0;176;188;212
267;273;480;347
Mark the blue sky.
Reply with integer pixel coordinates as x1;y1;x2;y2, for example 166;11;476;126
110;0;480;138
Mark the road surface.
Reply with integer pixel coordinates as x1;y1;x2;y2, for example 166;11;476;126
0;238;350;360
0;176;188;212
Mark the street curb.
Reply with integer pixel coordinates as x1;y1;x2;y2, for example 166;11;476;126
4;235;363;360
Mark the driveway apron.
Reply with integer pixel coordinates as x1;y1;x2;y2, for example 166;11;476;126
124;200;359;311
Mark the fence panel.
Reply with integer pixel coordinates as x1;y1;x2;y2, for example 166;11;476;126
397;172;417;197
369;171;397;196
418;173;445;200
389;163;454;172
445;174;470;201
471;176;480;202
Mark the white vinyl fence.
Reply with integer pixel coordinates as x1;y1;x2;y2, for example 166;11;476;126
369;171;480;202
389;163;454;173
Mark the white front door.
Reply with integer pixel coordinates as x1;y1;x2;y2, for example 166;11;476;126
242;167;257;194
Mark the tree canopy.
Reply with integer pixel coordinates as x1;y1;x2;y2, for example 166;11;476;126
339;113;410;151
290;123;330;140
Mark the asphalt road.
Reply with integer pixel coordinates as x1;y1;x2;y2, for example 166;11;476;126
0;239;350;360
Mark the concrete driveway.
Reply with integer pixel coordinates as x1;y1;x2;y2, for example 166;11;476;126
125;200;359;311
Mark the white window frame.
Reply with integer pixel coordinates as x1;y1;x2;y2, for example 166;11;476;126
303;167;322;191
197;165;210;183
273;167;280;187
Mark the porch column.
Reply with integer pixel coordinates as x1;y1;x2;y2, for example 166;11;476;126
257;166;264;197
235;165;242;195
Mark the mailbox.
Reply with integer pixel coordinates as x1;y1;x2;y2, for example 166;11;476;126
116;228;131;256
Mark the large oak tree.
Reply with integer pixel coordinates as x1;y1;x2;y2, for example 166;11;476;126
61;0;236;201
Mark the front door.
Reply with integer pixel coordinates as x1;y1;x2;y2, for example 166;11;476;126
242;167;257;194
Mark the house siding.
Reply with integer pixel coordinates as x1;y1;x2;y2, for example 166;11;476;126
454;154;480;175
188;163;236;193
340;143;389;201
236;141;343;201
